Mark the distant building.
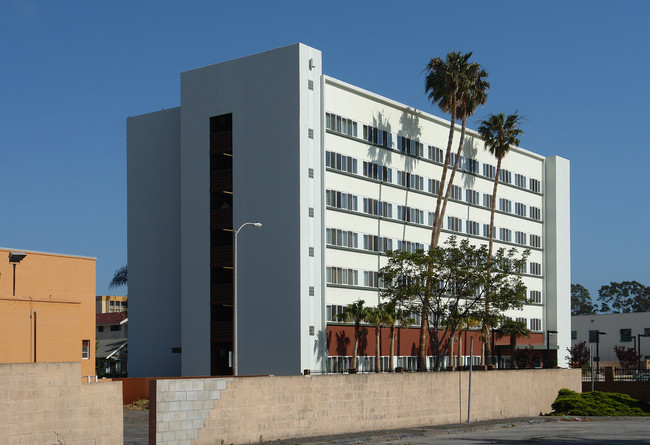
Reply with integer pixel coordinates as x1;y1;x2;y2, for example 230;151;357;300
96;295;128;313
0;247;96;376
96;311;128;377
128;43;571;377
572;312;650;363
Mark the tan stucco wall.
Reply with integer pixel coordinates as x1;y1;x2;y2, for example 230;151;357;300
189;370;580;444
0;248;96;376
0;362;122;445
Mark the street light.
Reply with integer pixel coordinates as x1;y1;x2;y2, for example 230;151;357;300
9;252;27;297
546;330;558;369
638;334;649;369
233;222;262;376
596;331;607;374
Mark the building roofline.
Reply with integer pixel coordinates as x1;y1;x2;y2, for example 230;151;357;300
0;247;95;261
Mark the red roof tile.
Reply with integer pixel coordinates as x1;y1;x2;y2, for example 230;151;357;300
96;311;128;325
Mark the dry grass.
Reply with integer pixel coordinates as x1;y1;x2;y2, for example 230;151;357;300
124;398;149;410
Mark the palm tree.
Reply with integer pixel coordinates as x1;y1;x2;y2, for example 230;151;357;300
336;299;369;372
380;302;413;372
497;318;530;369
432;62;489;246
366;306;387;373
477;112;524;364
109;265;128;288
422;51;488;372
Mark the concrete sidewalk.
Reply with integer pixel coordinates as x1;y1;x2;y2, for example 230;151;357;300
124;413;650;445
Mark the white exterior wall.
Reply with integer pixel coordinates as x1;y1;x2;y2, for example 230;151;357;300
572;312;650;362
127;108;182;377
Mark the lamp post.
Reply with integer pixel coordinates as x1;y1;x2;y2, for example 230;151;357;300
546;330;558;369
596;331;607;374
491;328;502;369
638;334;649;369
233;222;262;376
9;252;27;297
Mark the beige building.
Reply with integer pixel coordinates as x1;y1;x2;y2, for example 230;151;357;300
96;294;128;313
0;248;96;376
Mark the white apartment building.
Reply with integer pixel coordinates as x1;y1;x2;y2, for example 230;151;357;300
127;43;570;377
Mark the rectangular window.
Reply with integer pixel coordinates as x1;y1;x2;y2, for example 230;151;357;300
515;173;527;188
514;202;527;217
449;185;462;200
499;169;512;184
82;340;90;359
589;330;599;343
428;145;444;163
97;326;104;333
530;179;541;193
529;290;542;304
483;163;496;179
428;179;440;195
464;158;479;174
499;198;512;213
466;220;479;236
516;317;527;327
620;328;632;342
483;194;492;209
466;189;479;205
530;234;541;248
571;330;577;340
448;216;462;233
530;207;541;221
326;266;358;286
110;325;120;332
499;228;511;242
326;305;344;322
515;231;527;245
483;224;494;239
530;318;542;331
364;271;381;288
529;262;542;276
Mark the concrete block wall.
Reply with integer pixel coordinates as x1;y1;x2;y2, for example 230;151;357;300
152;369;580;444
152;378;231;444
0;362;123;445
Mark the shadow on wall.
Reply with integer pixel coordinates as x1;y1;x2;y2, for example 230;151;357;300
462;135;478;190
367;111;393;166
398;109;422;174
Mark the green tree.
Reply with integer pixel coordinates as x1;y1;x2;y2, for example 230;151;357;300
422;51;489;371
109;265;128;288
477;112;524;364
565;341;591;368
366;307;388;373
379;301;414;372
614;345;642;368
335;300;369;372
598;281;650;313
381;237;528;371
497;318;530;369
571;283;596;315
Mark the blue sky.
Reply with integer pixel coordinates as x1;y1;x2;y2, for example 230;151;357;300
2;1;648;299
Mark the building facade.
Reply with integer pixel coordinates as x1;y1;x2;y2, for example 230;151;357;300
572;312;650;363
96;295;128;313
0;248;96;376
128;43;570;377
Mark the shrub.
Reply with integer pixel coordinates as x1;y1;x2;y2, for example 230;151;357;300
550;389;650;417
124;398;149;410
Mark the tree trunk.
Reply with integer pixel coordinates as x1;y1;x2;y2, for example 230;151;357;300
375;326;381;373
418;306;428;371
389;326;396;372
352;322;359;371
434;113;467;246
510;335;516;369
482;156;502;365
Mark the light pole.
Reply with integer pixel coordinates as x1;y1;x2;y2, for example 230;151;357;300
9;252;27;296
546;330;558;369
233;222;262;376
638;334;649;369
596;331;607;374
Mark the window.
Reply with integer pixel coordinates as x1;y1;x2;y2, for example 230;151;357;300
529;290;542;304
308;168;314;178
397;206;424;224
326;228;358;248
483;194;492;209
98;326;104;333
428;179;440;195
363;161;391;182
397;240;424;253
449;185;462;200
397;136;423;156
397;171;424;190
363;124;391;148
309;207;314;217
530;206;541;221
499;198;512;213
466;189;479;205
483;163;496;179
529;262;542;276
82;340;90;359
448;216;462;233
326;113;357;137
516;317;527;327
515;173;527;188
110;325;120;332
327;305;344;322
571;330;577;340
464;158;479;174
466;220;479;236
326;267;358;286
309;286;314;296
514;202;527;217
499;228;512;242
483;224;494;239
645;328;650;337
326;151;357;174
530;234;541;248
428;145;444;163
530;318;541;331
620;329;632;342
515;231;527;245
499;169;512;184
309;247;314;257
589;330;599;343
364;271;382;288
363;235;392;252
326;190;357;211
530;178;541;193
